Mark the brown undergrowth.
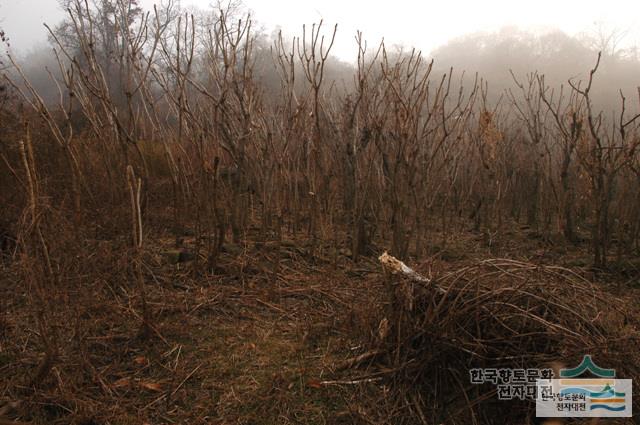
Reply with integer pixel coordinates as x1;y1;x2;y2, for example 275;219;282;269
1;223;639;424
0;224;384;424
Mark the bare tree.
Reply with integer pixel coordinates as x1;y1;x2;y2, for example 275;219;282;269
569;52;640;267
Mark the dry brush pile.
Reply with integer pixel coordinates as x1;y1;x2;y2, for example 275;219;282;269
344;255;640;424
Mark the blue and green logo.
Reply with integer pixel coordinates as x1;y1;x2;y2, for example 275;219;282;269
560;355;615;378
559;356;626;413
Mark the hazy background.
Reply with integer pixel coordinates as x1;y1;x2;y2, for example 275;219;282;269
1;0;639;59
2;0;640;112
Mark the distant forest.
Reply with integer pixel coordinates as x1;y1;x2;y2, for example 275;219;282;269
4;6;640;114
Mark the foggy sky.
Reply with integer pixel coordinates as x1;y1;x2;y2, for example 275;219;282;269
1;0;639;59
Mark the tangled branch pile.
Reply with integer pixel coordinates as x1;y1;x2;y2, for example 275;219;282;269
362;257;640;424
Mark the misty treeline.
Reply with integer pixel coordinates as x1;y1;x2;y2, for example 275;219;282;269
1;0;640;272
431;25;640;113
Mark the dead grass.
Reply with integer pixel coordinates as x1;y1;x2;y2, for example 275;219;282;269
0;227;380;424
1;221;639;424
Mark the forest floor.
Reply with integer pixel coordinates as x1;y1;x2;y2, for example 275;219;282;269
1;222;639;424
